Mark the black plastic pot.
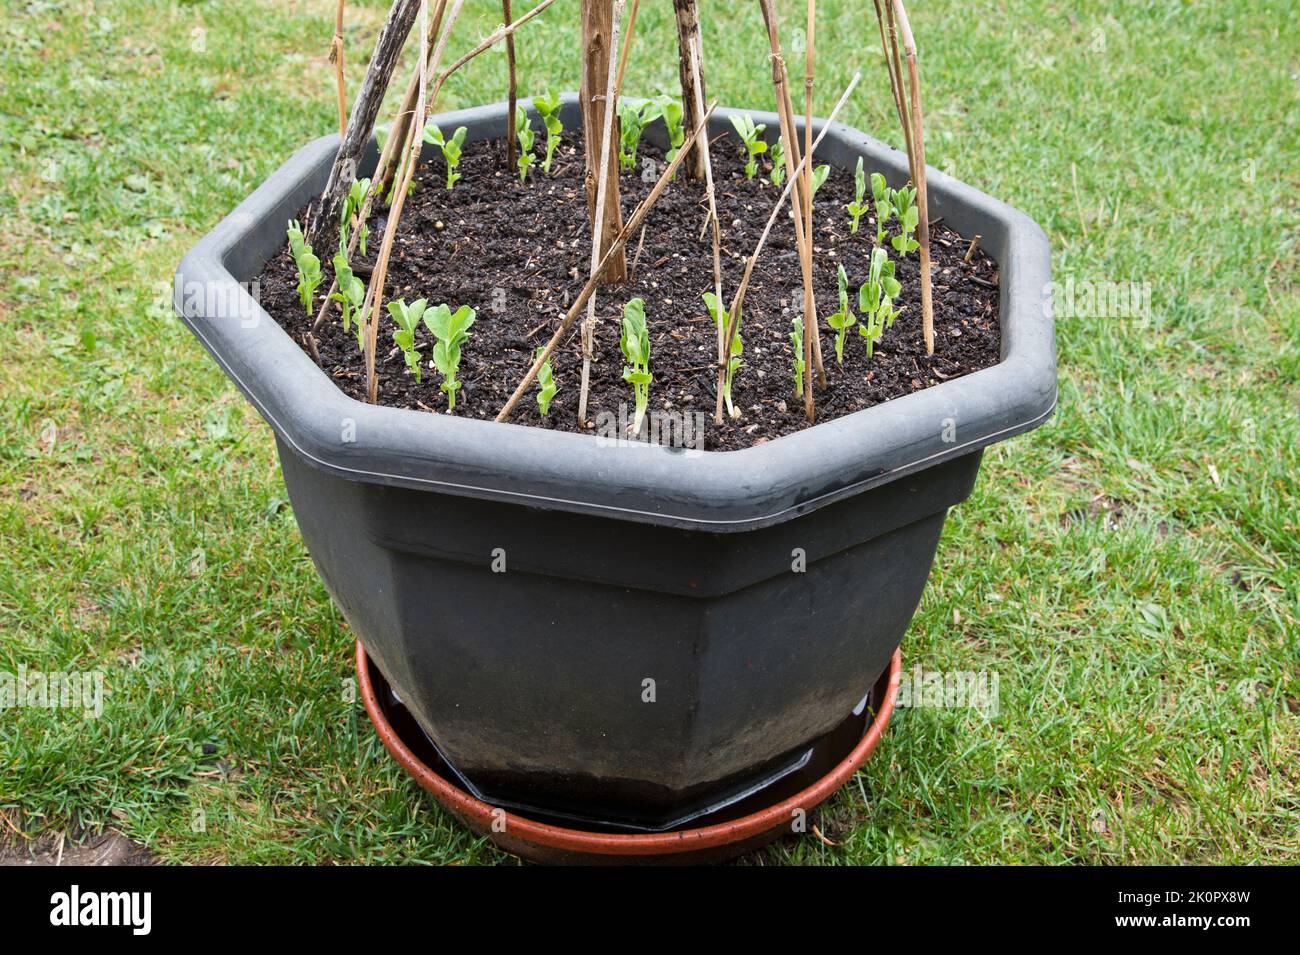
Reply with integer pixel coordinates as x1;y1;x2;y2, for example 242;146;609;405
175;98;1055;829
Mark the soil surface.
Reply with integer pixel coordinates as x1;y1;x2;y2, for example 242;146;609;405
262;135;1001;451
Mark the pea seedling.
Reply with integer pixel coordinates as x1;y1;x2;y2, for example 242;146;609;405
845;158;867;234
618;99;657;172
531;90;564;174
728;114;767;180
770;136;786;186
656;95;685;167
811;163;830;198
857;246;902;358
890;185;920;256
423;303;476;411
387;297;428;382
423;124;468;190
287;219;321;315
871;172;894;246
789;315;805;397
515;106;537;182
534;346;558;416
703;292;743;419
620;297;652;434
331;251;367;351
340;177;372;255
825;264;857;364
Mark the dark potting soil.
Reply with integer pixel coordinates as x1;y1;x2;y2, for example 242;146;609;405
260;136;1001;451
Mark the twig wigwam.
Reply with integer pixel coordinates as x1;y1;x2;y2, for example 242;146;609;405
496;101;718;423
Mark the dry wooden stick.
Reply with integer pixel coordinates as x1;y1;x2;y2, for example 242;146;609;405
495;101;718;423
872;0;913;178
673;0;707;181
801;0;817;417
964;234;982;263
577;0;626;428
678;9;724;420
311;0;449;335
502;0;518;170
309;0;422;245
427;0;557;109
363;0;466;403
331;0;348;139
717;72;859;424
891;0;933;355
331;0;552;343
615;0;641;94
757;0;822;419
319;0;551;336
580;0;627;283
372;0;449;196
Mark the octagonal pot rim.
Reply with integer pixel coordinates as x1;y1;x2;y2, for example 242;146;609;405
175;97;1055;532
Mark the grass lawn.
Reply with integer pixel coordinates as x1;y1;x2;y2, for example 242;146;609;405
0;0;1296;865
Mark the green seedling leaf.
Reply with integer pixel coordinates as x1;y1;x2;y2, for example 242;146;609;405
534;345;558;416
789;315;806;398
620;297;652;433
824;263;857;364
422;303;476;411
424;124;468;190
532;89;564;174
846;157;867;234
729;114;767;180
515;106;537;182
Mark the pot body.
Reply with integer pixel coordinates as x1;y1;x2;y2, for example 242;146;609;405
280;436;977;825
175;97;1055;828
